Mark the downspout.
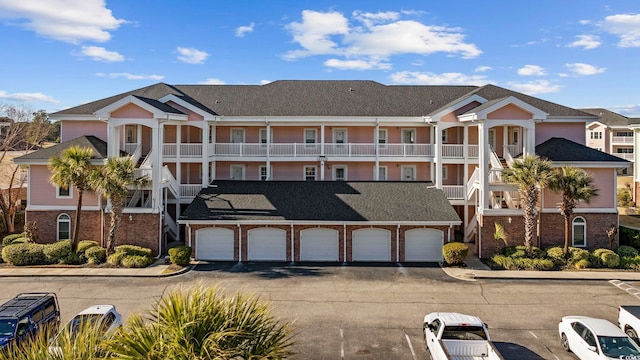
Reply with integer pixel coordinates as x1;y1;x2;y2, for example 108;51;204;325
343;224;347;263
291;223;295;263
157;212;163;258
396;224;400;262
237;223;242;262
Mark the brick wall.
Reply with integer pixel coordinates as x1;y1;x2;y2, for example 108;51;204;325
26;210;102;244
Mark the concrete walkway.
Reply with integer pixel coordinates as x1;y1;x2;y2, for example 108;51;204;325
2;256;640;281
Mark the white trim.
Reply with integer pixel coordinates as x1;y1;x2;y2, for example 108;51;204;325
158;94;216;120
442;165;448;180
333;165;347;181
94;95;188;121
377;128;388;144
376;166;388;181
400;165;416;181
401;128;417;144
424;94;488;122
259;165;272;180
304;128;317;144
56;184;73;199
332;128;347;144
230;164;245;180
549;161;630;169
304;165;317;180
57;213;71;241
48;114;101;121
230;128;245;143
458;96;548;121
572;216;587;247
27;205;103;211
541;208;618;213
178;219;462;226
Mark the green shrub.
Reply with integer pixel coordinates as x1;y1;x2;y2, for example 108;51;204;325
120;255;154;268
2;233;25;246
617;245;639;258
442;242;468;265
107;252;126;266
114;245;152;257
592;248;620;268
618;187;635;207
621;256;640;270
43;240;72;264
168;246;191;266
573;258;591;269
489;255;554;270
503;245;544;258
621;227;640;249
568;247;590;264
85;246;107;264
2;243;46;265
545;246;566;265
77;240;99;254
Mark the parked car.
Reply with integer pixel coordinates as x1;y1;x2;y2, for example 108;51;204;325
423;312;504;360
49;304;122;355
618;305;640;343
0;292;60;349
559;315;640;359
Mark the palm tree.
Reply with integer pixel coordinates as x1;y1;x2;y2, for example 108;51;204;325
91;156;149;255
548;166;598;256
49;146;95;252
105;285;295;359
502;155;554;256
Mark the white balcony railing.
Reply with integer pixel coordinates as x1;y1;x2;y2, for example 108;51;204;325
612;136;634;144
614;153;634;161
163;143;203;158
442;185;464;200
441;144;463;158
180;184;202;198
212;143;433;157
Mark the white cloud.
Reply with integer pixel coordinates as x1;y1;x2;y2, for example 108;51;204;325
176;47;209;64
475;66;492;72
197;78;225;85
78;46;124;62
260;80;272;85
0;90;60;103
579;20;591;25
567;34;601;49
283;10;481;70
390;71;490;86
324;58;391;70
609;104;640;117
600;13;640;47
235;23;254;37
507;80;560;94
565;62;606;75
517;65;547;76
0;0;125;43
96;72;164;80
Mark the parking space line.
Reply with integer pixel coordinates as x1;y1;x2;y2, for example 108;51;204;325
609;279;640;301
397;263;409;277
530;331;560;360
403;329;418;360
340;328;345;359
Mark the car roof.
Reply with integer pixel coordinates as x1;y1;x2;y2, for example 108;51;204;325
563;316;626;337
76;305;116;316
430;312;484;327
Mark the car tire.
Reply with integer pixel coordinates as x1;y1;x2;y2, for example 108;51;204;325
561;333;571;352
626;328;638;344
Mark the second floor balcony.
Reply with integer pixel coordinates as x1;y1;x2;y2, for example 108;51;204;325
612;135;634;144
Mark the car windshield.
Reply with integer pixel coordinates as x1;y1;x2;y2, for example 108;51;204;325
441;326;488;340
0;320;16;337
598;336;640;358
66;314;103;337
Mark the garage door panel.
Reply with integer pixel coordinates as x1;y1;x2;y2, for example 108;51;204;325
248;228;287;261
196;228;235;261
352;229;391;262
300;228;339;261
405;229;443;262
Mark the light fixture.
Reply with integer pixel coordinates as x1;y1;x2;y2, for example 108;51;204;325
129;215;133;221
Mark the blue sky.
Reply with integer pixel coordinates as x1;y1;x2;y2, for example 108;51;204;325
0;0;639;116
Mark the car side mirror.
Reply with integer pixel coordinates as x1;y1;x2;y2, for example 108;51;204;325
588;345;597;353
484;322;489;329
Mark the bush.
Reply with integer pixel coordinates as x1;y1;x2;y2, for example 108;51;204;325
618;187;635;207
545;246;566;265
77;240;99;254
620;227;640;249
107;252;126;266
617;245;639;258
43;240;72;264
120;255;154;268
503;245;544;258
489;254;554;270
2;243;46;265
573;258;591;269
168;246;191;266
442;242;468;265
621;256;640;270
114;245;152;257
2;233;25;246
85;246;107;264
592;248;620;268
567;247;590;265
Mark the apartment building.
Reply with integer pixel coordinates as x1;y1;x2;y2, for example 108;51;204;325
14;81;629;260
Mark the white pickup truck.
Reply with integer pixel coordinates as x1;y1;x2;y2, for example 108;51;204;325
423;312;504;360
618;305;640;342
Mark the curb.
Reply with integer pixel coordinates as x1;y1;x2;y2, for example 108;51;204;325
0;264;196;278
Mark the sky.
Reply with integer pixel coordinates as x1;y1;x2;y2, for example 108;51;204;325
0;0;639;116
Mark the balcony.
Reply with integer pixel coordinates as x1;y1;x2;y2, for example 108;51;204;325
163;143;203;158
210;142;434;158
442;185;464;200
614;153;634;161
612;136;634;144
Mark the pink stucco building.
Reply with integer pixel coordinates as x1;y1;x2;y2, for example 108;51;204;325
14;81;629;260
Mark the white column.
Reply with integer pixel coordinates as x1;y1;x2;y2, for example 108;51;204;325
202;123;208;187
151;125;161;213
479;123;489;211
320;125;325;181
434;124;442;188
266;122;271;180
374;121;379;180
524;125;535;156
176;125;182;159
502;125;508;156
108;123;119;158
211;123;216;181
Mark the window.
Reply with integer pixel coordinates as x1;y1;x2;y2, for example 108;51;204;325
378;129;387;144
304;166;316;181
259;165;271;181
57;214;71;241
333;166;346;181
617;131;633;137
304;129;317;144
378;166;387;181
442;129;448;142
617;148;634;153
590;131;602;140
56;184;71;199
260;129;268;145
442;165;448;180
572;217;586;247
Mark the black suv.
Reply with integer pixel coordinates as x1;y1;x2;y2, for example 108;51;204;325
0;292;60;349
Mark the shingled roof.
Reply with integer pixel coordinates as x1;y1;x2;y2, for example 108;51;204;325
180;180;461;223
13;135;109;164
580;108;632;126
51;80;593;119
536;137;630;164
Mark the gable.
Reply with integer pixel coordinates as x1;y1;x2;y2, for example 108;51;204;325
111;103;154;119
487;103;533;120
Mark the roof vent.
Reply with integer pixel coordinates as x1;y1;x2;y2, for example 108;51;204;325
215;100;220;104
349;87;354;92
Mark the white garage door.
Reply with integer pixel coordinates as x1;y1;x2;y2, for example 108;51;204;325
195;228;235;261
248;228;287;261
300;228;339;261
405;229;444;262
352;229;391;262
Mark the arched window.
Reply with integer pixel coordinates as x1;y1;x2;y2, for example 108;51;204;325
572;217;586;247
57;214;71;241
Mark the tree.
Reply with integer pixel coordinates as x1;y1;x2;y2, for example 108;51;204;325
49;146;95;252
502;155;554;256
0;104;53;235
106;285;295;359
548;166;598;256
91;156;149;255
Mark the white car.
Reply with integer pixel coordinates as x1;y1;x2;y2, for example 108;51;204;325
64;305;122;338
559;315;640;359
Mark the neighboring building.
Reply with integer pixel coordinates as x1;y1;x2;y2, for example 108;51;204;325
14;81;629;260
